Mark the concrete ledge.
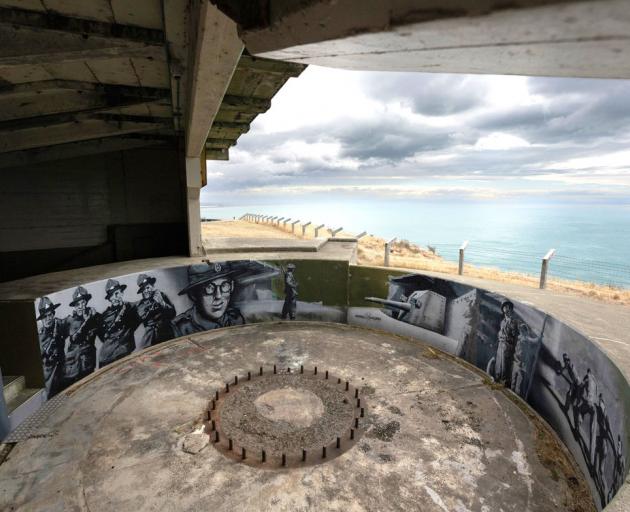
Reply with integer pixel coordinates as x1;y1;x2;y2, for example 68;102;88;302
203;237;326;253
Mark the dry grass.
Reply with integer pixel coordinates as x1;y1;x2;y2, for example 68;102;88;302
202;220;630;306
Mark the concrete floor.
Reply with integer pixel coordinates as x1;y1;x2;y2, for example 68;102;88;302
0;322;592;512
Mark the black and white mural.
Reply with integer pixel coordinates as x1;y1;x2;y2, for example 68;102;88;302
348;271;628;509
32;263;629;507
34;260;344;400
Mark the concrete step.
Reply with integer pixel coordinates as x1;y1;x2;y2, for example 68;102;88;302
7;388;46;433
7;388;41;415
2;375;25;404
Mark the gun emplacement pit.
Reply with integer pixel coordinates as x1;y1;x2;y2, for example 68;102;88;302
0;322;594;511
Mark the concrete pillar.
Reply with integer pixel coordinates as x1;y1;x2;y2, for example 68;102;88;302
186;157;203;256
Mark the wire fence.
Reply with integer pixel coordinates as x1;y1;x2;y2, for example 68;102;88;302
431;242;630;289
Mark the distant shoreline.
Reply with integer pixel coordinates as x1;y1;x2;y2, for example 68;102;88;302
202;219;630;306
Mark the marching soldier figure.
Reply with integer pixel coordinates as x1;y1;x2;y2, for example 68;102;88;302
97;279;140;367
64;286;99;385
172;262;245;336
36;297;68;398
281;263;298;320
136;273;176;347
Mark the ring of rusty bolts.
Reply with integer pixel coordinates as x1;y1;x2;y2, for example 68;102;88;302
203;364;367;469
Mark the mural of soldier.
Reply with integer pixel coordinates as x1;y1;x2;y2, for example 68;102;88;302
281;263;298;320
494;300;520;386
558;353;580;416
63;286;99;385
609;435;626;501
96;279;140;367
135;273;176;347
593;393;614;496
510;322;542;398
172;262;245;336
37;297;68;399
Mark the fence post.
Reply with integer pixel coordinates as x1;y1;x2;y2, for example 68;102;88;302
276;217;284;227
384;237;396;267
302;221;312;236
291;220;300;233
314;224;325;237
331;227;343;238
356;231;367;239
283;218;291;229
539;249;556;289
458;240;469;275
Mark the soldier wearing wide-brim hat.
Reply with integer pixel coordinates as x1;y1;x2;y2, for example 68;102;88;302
105;279;127;300
64;286;99;385
136;273;175;348
36;296;67;398
36;296;61;320
96;279;140;367
69;286;92;307
172;262;246;336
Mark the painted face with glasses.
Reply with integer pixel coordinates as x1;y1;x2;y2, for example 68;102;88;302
197;277;234;321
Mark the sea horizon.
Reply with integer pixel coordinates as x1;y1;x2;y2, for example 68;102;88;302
201;197;630;288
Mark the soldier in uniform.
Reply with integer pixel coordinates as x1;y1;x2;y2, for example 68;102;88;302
558;353;580;417
96;279;140;367
64;286;99;385
36;296;68;398
510;322;538;397
172;262;245;336
135;273;176;347
281;263;298;320
494;300;520;386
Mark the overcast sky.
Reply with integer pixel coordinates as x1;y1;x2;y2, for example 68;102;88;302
202;66;630;206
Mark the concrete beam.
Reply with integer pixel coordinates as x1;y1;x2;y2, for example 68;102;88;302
205;148;229;160
0;135;175;169
185;1;243;158
0;83;170;122
0;118;165;153
0;7;166;66
205;138;237;148
237;55;306;77
220;94;271;113
233;0;630;79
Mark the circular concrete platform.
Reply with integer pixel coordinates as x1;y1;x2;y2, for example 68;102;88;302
0;322;593;512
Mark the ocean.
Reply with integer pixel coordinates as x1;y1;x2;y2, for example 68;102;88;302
201;198;630;288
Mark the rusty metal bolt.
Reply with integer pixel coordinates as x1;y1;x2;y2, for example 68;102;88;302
215;391;219;401
215;431;220;443
248;371;251;381
234;375;238;385
212;400;216;410
336;437;340;449
242;448;246;460
350;428;355;440
302;449;306;462
361;407;365;418
355;389;359;398
228;439;233;451
345;381;349;391
288;367;291;373
211;420;216;431
282;453;286;466
325;370;329;379
322;446;327;459
300;365;304;374
260;366;263;376
262;450;266;463
226;382;230;393
273;364;277;374
355;417;359;428
357;398;361;408
314;366;318;375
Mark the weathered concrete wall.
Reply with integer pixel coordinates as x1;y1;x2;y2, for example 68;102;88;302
0;147;187;281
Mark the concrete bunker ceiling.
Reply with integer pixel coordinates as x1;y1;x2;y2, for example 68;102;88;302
0;0;305;169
